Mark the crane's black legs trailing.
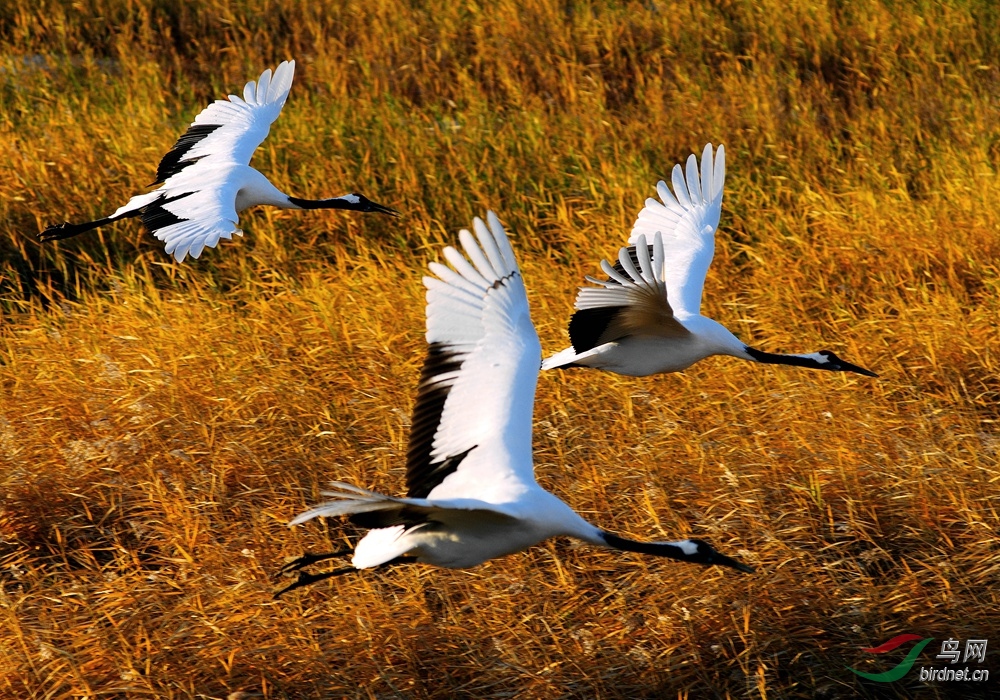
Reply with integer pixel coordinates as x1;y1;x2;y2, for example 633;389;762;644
274;550;417;598
279;549;354;574
38;215;124;241
274;565;355;598
275;548;352;597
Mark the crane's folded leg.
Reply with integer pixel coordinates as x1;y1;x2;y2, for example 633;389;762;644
278;548;353;576
274;564;355;598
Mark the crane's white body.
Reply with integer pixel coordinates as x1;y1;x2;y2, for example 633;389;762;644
285;213;748;585
543;144;875;379
111;163;301;260
290;213;607;570
348;490;603;569
40;61;396;262
544;315;749;377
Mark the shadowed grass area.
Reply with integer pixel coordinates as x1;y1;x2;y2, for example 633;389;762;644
1;1;999;697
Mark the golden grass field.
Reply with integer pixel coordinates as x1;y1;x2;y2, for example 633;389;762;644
2;0;999;697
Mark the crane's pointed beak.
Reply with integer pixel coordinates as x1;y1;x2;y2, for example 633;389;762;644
704;548;755;574
366;199;401;217
838;360;878;378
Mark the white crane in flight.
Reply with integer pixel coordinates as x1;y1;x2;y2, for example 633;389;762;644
38;61;398;262
543;144;876;378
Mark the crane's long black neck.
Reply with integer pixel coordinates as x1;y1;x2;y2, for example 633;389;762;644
287;194;399;216
743;346;878;377
603;532;692;559
744;347;818;369
288;196;355;210
601;532;753;573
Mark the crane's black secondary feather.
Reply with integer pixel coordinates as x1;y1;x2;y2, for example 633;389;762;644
405;343;472;498
140;192;194;234
568;306;628;354
152;123;222;185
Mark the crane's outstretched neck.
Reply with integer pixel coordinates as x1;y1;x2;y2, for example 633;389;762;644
601;532;754;573
287;194;399;217
743;347;877;377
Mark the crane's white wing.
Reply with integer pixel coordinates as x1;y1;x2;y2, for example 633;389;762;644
565;232;688;354
628;143;725;316
109;160;244;262
151;61;295;184
406;211;541;505
144;163;242;261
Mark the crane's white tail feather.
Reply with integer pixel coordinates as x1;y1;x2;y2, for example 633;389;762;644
287;482;412;526
351;525;409;569
288;483;421;569
542;346;583;370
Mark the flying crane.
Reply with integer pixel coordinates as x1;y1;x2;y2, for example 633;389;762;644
38;61;398;262
543;144;876;378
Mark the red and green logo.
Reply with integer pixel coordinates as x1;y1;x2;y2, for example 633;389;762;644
847;633;935;682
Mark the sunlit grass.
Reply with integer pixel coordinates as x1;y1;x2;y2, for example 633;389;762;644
1;1;999;697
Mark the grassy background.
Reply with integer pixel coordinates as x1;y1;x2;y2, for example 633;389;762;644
2;0;999;697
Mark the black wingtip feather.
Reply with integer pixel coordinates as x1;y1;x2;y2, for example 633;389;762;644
140;192;193;234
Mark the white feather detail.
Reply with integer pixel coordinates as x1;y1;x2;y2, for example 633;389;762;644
628;143;726;316
417;212;540;503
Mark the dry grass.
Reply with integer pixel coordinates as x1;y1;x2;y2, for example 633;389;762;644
1;1;999;697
